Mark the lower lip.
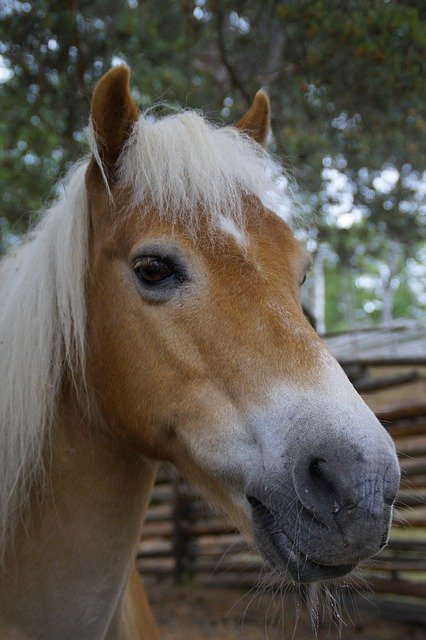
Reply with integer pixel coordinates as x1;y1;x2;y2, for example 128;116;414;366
248;496;356;582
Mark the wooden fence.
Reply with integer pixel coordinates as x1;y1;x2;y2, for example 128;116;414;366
137;400;426;602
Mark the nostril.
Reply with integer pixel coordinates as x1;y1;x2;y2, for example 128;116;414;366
293;454;365;527
303;457;360;520
308;458;326;482
309;458;339;503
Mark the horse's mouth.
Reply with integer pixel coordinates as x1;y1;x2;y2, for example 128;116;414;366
247;496;356;583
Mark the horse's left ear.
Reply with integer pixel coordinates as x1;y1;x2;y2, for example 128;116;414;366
91;65;139;173
235;90;270;146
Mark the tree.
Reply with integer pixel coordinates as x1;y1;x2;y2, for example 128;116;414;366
1;0;424;329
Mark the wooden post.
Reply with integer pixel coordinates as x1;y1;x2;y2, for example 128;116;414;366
172;473;196;583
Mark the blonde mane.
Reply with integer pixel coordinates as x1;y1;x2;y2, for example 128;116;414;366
0;162;89;553
88;109;293;229
0;108;292;554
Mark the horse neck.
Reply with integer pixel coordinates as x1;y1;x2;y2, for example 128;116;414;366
1;383;158;640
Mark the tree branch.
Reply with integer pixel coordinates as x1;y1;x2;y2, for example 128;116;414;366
211;0;251;106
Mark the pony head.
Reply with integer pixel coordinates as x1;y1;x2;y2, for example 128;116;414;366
85;66;400;583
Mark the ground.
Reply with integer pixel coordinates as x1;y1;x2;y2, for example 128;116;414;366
148;581;425;640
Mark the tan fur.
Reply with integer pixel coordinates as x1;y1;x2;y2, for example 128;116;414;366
91;66;139;169
236;90;270;145
118;568;159;639
84;185;318;537
0;384;158;639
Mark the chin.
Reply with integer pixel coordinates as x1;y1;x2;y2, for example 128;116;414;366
249;496;361;584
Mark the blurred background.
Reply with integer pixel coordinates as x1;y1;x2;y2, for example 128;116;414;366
1;1;425;638
0;0;425;334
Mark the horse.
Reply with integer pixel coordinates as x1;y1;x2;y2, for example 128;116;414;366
0;65;400;639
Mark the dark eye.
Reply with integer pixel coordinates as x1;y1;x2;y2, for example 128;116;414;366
300;273;307;286
133;255;178;286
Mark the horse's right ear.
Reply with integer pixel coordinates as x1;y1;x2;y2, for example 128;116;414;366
90;65;139;174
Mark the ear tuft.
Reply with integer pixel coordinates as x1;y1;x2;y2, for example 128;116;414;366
91;65;139;171
236;90;270;146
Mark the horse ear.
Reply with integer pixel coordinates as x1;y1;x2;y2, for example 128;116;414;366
90;65;139;173
235;90;270;146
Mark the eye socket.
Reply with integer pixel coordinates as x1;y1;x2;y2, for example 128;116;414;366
133;255;181;286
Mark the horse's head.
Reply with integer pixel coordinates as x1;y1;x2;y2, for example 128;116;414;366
86;67;400;583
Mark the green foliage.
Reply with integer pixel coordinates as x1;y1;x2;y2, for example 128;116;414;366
0;0;424;330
